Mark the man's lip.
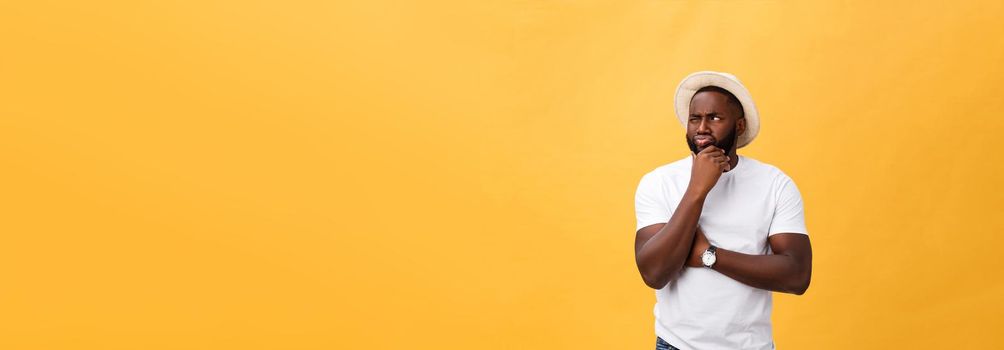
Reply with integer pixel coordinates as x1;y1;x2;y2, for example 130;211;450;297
694;136;714;147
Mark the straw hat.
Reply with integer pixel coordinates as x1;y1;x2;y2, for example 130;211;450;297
674;71;760;148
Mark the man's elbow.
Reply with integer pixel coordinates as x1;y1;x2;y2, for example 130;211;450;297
639;269;672;290
787;273;811;295
642;276;667;290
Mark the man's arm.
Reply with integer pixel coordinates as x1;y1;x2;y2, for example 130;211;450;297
686;229;812;295
634;146;731;289
634;191;706;289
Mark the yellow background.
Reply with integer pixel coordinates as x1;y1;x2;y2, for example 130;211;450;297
2;1;1002;349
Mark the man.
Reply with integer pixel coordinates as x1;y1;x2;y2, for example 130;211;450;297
634;71;812;350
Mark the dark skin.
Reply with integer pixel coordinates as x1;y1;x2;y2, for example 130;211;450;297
634;90;812;294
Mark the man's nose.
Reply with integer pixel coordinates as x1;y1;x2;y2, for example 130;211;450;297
696;119;711;134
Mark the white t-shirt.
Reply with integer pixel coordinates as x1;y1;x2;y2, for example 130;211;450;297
634;155;808;350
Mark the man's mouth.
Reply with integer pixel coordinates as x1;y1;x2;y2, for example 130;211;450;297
694;136;715;148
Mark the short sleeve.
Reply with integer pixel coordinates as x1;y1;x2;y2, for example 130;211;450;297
768;177;808;236
635;172;671;231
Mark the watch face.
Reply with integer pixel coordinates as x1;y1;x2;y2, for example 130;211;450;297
702;251;716;266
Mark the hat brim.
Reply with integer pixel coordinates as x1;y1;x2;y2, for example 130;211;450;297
674;71;760;148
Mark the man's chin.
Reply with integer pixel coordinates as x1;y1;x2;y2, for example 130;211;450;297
695;145;715;153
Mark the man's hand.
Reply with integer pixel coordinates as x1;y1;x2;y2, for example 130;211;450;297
689;146;731;194
686;227;711;267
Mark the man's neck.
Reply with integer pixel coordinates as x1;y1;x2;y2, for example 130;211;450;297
727;151;740;171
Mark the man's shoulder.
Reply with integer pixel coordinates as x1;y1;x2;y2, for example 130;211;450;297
640;156;692;181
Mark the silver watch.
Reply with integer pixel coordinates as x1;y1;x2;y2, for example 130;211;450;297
701;245;717;268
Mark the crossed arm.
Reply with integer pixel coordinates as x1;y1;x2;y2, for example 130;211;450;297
634;189;812;294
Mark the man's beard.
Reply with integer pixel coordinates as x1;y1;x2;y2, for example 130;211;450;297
687;126;738;155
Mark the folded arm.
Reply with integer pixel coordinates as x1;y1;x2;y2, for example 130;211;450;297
634;147;736;289
687;229;812;295
634;189;708;289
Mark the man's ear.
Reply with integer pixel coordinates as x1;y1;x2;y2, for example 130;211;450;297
736;117;747;137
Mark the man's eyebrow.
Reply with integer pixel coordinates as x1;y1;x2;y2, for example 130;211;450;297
689;112;718;117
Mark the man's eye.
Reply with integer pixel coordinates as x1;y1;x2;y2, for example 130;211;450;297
712;116;721;121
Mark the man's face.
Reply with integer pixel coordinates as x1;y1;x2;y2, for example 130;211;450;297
686;90;745;154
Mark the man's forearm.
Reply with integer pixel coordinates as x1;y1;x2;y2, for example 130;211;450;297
711;247;811;295
636;189;708;288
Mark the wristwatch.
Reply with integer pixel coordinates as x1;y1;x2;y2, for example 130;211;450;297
701;245;717;268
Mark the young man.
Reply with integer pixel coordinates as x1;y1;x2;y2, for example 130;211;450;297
634;71;812;350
